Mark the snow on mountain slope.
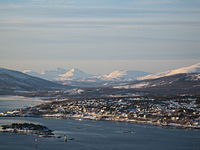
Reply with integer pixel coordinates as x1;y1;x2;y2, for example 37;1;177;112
114;82;150;89
102;70;126;79
24;68;95;81
23;68;151;84
114;73;200;89
101;70;151;80
138;63;200;80
58;68;93;80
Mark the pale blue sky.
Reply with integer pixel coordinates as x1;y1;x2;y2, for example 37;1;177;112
0;0;200;73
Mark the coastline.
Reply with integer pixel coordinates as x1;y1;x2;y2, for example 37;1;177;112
1;115;199;129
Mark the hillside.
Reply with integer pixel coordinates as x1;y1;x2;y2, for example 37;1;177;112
139;63;200;80
0;68;66;94
114;73;200;96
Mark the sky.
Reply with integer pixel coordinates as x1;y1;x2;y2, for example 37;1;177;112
0;0;200;74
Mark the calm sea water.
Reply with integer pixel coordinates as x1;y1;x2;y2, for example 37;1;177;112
0;96;44;112
0;96;200;150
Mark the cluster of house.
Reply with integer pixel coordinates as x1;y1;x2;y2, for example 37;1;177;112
0;97;199;128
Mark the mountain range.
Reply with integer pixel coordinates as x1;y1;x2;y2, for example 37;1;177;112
0;62;200;95
112;63;200;95
24;68;151;82
23;62;200;84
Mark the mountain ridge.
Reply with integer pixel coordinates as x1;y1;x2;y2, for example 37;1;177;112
24;68;151;82
114;73;200;96
138;63;200;80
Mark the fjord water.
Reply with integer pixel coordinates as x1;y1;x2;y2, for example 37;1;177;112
0;96;44;112
0;96;200;150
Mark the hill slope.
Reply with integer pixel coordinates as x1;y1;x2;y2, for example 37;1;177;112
139;63;200;80
0;68;66;94
114;73;200;95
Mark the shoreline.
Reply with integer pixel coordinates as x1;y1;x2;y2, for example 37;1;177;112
1;115;199;130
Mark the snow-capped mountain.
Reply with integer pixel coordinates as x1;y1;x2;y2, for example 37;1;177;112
24;68;95;81
115;73;200;89
58;68;93;80
23;68;151;83
138;62;200;80
0;68;66;94
101;70;126;80
100;70;150;80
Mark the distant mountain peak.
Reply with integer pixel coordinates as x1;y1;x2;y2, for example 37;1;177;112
100;70;151;80
58;68;92;80
59;68;80;78
102;70;126;79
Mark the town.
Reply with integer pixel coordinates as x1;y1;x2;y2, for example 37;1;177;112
1;96;199;129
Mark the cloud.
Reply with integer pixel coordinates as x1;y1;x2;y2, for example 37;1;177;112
1;17;200;30
0;0;199;64
132;0;181;5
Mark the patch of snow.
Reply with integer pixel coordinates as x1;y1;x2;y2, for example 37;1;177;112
59;69;76;78
187;74;200;81
100;70;151;80
102;70;126;79
64;89;84;95
114;82;149;89
58;68;93;80
138;62;200;80
22;70;32;73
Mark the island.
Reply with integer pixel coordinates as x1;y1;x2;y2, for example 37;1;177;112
0;123;54;137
